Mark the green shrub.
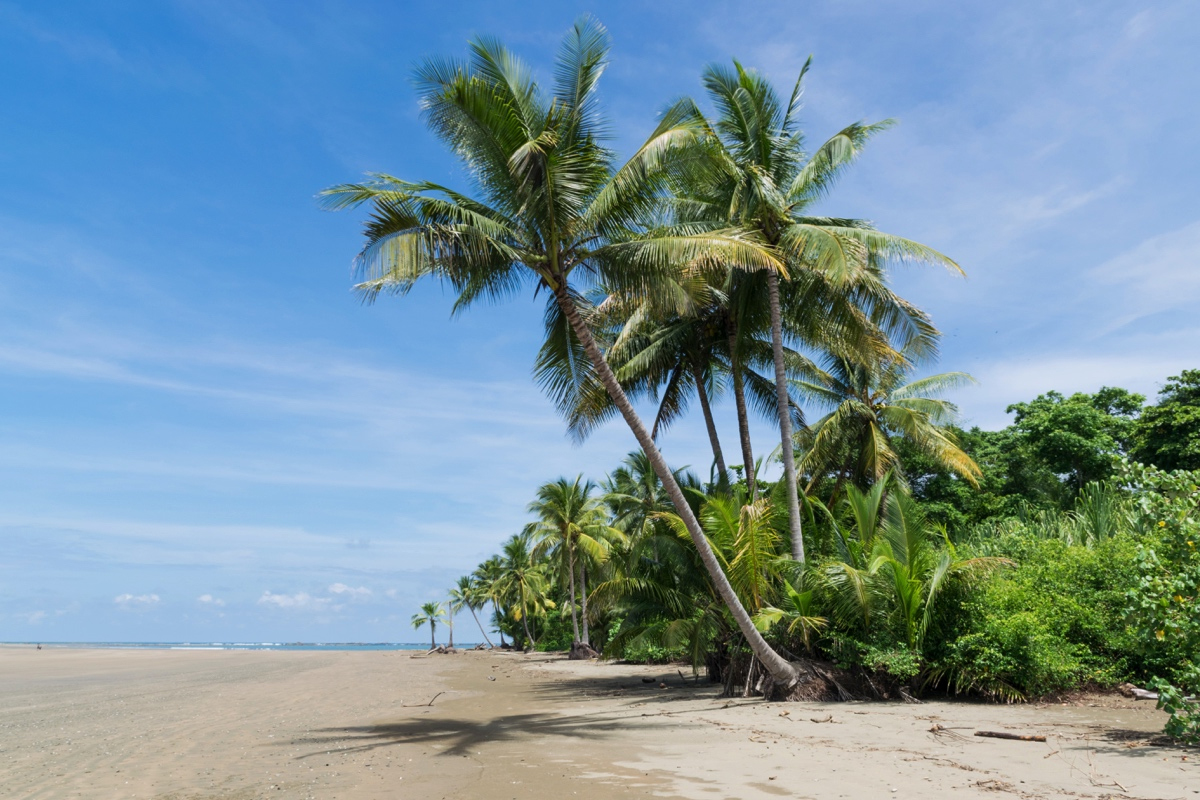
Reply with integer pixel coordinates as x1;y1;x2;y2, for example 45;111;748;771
929;532;1147;698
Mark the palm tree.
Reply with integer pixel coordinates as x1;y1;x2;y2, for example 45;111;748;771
449;575;494;648
322;19;802;688
472;557;508;647
496;533;553;649
677;60;962;563
796;350;981;499
411;601;445;649
527;476;622;646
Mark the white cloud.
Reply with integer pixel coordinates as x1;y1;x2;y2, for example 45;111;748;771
23;611;46;624
114;593;160;610
328;583;371;599
196;594;225;607
257;590;330;611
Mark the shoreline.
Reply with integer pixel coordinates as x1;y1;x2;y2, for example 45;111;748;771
0;647;1193;799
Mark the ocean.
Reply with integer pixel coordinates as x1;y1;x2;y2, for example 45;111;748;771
4;642;474;651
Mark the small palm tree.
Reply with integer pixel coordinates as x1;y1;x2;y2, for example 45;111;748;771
820;477;1008;652
411;601;445;649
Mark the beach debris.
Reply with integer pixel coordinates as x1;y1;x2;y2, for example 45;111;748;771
402;691;448;708
641;676;656;684
1118;682;1160;701
658;682;668;689
975;730;1046;742
810;714;834;723
487;676;496;681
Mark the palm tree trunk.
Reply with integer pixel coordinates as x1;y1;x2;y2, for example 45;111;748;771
766;270;805;563
520;588;536;648
494;603;507;647
691;361;728;479
579;562;590;646
430;622;436;650
521;610;535;649
447;614;454;648
553;283;797;689
727;320;757;500
567;547;580;643
469;606;495;648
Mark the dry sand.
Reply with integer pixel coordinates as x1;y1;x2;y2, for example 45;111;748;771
0;645;1194;800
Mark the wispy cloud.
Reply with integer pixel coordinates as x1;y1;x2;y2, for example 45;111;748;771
196;594;225;607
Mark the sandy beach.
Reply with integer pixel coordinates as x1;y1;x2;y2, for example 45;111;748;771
0;646;1194;800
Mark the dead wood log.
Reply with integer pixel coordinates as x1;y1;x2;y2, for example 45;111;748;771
975;730;1046;742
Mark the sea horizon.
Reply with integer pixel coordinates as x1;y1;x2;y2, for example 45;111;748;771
0;641;479;651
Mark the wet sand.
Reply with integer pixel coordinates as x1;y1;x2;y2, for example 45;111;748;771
0;645;1193;799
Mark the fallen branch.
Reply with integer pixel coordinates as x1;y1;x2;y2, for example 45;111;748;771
975;730;1046;742
402;691;447;708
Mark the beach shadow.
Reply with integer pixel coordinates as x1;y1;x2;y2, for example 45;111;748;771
1089;726;1184;754
292;708;676;759
521;663;721;710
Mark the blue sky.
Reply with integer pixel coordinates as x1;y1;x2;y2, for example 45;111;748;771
1;1;1197;643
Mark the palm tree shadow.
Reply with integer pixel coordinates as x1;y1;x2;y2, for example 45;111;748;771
293;709;676;759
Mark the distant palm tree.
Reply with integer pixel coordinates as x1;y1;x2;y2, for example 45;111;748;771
411;601;445;649
472;557;508;647
449;575;495;648
322;17;801;689
496;533;553;649
528;476;624;645
796;351;980;499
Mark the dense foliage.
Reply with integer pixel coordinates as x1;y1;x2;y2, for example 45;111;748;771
321;16;1200;741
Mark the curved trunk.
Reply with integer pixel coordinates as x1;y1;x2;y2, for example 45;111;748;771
727;320;757;500
567;545;580;643
691;360;728;480
766;270;805;563
553;283;797;688
579;561;590;646
469;606;495;648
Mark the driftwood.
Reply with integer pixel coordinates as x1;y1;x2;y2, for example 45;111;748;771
975;730;1046;742
1118;682;1160;701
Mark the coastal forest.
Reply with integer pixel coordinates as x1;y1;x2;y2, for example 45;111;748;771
324;18;1200;742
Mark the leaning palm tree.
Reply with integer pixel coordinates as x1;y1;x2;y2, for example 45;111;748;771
449;575;494;648
796;349;981;498
472;557;508;647
676;59;962;563
411;601;444;649
322;19;802;688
